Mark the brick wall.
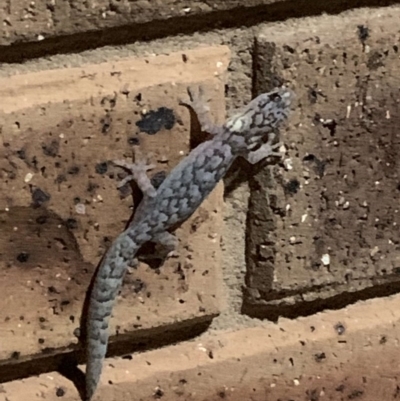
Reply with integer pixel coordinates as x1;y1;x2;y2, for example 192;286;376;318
1;1;400;400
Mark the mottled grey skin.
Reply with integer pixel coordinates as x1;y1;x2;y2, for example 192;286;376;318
85;86;293;400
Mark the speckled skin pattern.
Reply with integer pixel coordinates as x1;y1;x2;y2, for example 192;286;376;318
85;86;293;400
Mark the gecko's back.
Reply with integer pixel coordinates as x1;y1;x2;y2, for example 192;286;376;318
137;87;293;232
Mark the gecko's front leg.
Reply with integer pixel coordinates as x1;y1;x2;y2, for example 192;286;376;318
244;133;284;164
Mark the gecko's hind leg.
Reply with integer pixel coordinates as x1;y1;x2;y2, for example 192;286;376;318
154;231;179;257
179;86;224;136
140;231;179;262
244;133;284;164
152;231;179;259
114;155;157;198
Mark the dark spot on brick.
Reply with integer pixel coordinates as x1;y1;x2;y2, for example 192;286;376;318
136;107;176;135
303;154;316;162
284;178;300;195
208;350;214;359
151;171;167;189
283;45;295;54
182;53;188;62
68;165;80;175
11;351;20;360
314;352;326;362
321;119;337;136
357;25;369;42
101;114;112;134
32;188;50;207
132;279;146;293
38;338;45;344
17;252;30;262
153;387;164;398
56;387;65;397
174;263;186;280
73;197;81;204
121;86;130;95
101;95;116;108
42;139;60;157
31;156;38;170
308;87;319;104
348;390;364;399
39;316;46;322
334;322;346;335
310;326;315;332
16;149;26;159
36;215;48;224
95;162;108;174
56;174;66;183
311;261;321;271
65;218;78;229
303;154;327;178
336;384;345;392
135;93;142;102
217;390;226;398
380;335;387;344
306;389;319;401
367;51;385;70
314;159;327;178
7;170;16;180
103;236;112;245
128;136;140;145
87;182;99;192
55;161;61;168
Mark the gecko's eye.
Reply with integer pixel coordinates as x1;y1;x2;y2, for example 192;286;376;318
268;92;281;102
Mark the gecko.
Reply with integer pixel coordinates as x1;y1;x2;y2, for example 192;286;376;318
85;85;293;400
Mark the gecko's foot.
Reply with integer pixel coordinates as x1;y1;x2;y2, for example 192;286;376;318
269;141;284;157
114;157;157;197
179;86;223;136
179;85;209;107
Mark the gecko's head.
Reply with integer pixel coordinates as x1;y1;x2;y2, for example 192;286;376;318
225;87;293;151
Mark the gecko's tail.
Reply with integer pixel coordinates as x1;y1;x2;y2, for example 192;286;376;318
85;231;142;401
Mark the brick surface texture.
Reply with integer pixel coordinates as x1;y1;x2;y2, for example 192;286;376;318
0;0;285;46
1;1;400;401
245;8;400;315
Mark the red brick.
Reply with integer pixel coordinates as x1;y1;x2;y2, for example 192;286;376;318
245;6;400;315
0;46;229;363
